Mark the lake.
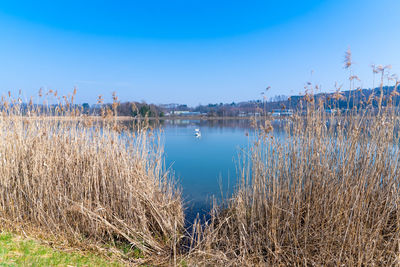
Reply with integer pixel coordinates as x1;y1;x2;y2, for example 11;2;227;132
160;119;255;221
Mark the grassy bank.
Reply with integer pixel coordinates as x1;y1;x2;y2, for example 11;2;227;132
0;231;122;266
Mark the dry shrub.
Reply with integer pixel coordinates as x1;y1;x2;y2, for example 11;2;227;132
0;97;184;262
190;104;400;266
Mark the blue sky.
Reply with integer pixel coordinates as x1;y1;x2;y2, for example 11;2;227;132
0;0;399;105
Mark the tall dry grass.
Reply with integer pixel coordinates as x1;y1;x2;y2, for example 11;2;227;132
3;55;400;266
0;92;184;264
189;82;400;264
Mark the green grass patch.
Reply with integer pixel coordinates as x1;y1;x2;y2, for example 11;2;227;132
0;231;122;266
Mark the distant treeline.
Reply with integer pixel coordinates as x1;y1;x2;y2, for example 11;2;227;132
8;86;400;117
80;102;165;117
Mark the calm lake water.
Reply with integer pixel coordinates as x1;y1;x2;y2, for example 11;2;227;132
160;119;255;220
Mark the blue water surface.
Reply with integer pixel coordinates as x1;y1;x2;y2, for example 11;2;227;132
161;119;254;219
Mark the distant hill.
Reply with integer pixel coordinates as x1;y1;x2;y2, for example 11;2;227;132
287;85;400;111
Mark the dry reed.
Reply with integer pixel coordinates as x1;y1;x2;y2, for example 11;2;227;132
189;84;400;265
0;92;184;265
3;56;400;266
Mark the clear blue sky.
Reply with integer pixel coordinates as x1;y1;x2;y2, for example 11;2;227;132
0;0;399;106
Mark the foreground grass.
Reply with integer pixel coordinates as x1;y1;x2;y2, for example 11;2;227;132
0;232;121;266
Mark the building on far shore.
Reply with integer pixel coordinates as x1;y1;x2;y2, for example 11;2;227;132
271;109;293;117
166;111;203;116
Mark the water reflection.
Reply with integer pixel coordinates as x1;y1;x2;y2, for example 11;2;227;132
159;119;258;222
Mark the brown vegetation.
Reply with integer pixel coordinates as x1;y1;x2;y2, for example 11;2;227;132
188;61;400;265
2;53;400;266
0;92;184;265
